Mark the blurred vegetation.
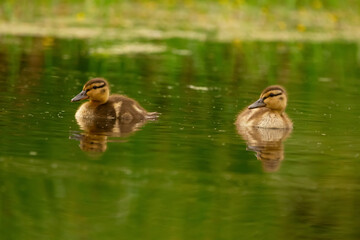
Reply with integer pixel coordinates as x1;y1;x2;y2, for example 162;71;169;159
0;0;359;41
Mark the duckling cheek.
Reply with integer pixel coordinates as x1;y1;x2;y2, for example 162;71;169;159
71;90;88;102
248;98;266;109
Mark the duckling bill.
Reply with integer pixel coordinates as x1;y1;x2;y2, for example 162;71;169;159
71;78;158;121
235;85;293;129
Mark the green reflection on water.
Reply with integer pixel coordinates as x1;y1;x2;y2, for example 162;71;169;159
0;36;360;239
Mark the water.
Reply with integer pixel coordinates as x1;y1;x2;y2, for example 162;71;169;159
0;36;360;239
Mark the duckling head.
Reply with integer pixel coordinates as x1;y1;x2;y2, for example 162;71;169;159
71;78;110;104
248;85;288;112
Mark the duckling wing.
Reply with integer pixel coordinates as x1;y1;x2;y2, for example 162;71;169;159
107;95;152;121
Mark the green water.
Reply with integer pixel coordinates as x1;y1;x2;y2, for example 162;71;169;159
0;36;360;240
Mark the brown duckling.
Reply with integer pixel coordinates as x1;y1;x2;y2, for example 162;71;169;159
235;85;293;129
71;78;158;121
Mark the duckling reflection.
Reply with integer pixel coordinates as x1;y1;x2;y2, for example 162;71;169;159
237;126;292;172
70;77;158;153
71;117;148;153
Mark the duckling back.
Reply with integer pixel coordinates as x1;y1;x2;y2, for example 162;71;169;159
76;94;157;122
105;95;153;122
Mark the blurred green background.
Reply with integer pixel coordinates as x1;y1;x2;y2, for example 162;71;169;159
1;0;359;42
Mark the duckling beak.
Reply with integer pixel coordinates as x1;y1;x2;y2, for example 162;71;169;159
71;90;88;102
248;98;266;109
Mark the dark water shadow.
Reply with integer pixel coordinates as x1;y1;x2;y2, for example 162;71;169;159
236;126;292;172
70;117;149;153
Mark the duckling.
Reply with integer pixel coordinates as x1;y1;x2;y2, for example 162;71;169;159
235;85;293;129
71;78;158;121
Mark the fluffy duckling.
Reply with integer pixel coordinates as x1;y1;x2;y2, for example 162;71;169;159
71;78;158;121
235;85;293;129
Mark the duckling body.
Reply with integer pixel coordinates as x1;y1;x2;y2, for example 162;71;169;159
235;85;293;129
75;94;150;121
236;107;292;128
72;78;158;122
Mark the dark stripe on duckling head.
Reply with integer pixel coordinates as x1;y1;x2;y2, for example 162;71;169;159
84;78;108;88
93;83;106;89
84;78;108;93
85;83;106;93
263;92;282;100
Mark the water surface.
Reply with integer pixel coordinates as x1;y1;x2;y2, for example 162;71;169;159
0;36;360;239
